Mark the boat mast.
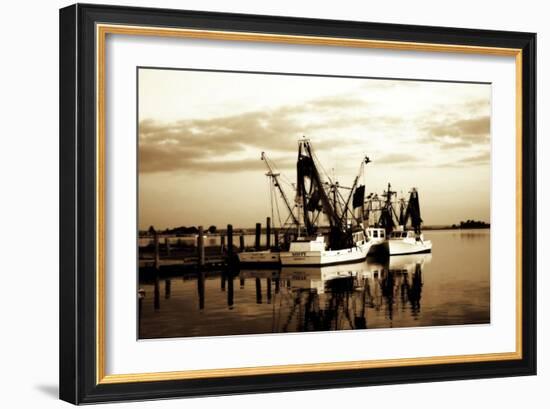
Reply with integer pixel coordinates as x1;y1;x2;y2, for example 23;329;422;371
403;188;423;234
379;183;397;233
261;152;299;227
339;156;370;228
297;139;340;235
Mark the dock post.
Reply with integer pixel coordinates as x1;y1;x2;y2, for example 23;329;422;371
227;224;234;260
197;271;205;310
165;237;171;256
266;277;272;304
274;229;279;250
220;234;226;254
255;223;261;250
227;271;234;308
266;217;271;249
255;277;262;304
165;279;171;299
239;233;245;252
197;226;205;267
154;275;160;310
153;229;160;271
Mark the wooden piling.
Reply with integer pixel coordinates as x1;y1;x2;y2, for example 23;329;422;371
227;224;234;258
274;229;279;249
266;217;271;249
255;277;262;304
153;229;160;270
197;226;205;267
197;271;205;310
154;275;160;310
221;274;226;291
165;237;171;256
227;271;234;308
165;279;171;299
138;289;145;335
220;234;226;254
239;234;245;252
266;277;272;303
255;223;261;250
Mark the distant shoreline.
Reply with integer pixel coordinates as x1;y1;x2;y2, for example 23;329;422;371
139;225;490;236
423;225;490;231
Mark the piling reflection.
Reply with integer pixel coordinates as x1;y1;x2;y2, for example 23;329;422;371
140;253;431;338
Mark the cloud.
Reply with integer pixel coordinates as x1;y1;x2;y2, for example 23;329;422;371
139;86;491;174
429;116;490;139
375;153;420;165
139;94;374;174
420;115;490;150
436;151;491;168
460;152;491;164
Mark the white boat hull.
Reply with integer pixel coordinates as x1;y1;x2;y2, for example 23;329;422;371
238;250;280;264
280;241;372;266
388;239;432;255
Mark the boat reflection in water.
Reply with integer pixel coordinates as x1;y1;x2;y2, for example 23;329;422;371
139;253;431;338
271;253;430;332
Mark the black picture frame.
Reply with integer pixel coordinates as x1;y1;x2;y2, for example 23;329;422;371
59;3;536;404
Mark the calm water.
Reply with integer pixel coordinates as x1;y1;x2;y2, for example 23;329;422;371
138;229;490;339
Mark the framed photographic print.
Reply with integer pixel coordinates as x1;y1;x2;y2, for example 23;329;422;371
59;3;536;404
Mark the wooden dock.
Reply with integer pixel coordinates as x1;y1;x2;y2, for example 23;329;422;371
139;219;274;273
138;256;227;269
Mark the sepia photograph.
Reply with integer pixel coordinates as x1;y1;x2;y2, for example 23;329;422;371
137;67;491;339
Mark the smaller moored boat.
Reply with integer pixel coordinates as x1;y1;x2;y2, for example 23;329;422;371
388;228;432;255
238;250;280;265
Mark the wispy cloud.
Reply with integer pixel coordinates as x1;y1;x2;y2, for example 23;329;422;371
139;84;491;174
139;94;376;173
419;115;490;150
376;153;420;165
460;152;491;164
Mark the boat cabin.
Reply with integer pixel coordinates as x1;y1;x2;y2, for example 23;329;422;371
389;230;420;240
366;228;386;240
289;235;326;252
352;230;367;245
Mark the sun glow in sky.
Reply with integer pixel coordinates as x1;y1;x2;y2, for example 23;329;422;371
138;68;491;230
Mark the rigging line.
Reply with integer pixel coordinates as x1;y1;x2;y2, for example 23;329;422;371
310;145;333;185
267;156;293;188
274;185;283;228
269;177;275;225
311;210;321;227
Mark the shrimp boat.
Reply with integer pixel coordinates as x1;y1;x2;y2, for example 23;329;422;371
386;187;431;255
363;184;432;256
279;139;373;266
280;230;372;266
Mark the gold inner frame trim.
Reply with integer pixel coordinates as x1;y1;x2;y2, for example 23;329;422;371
95;23;523;385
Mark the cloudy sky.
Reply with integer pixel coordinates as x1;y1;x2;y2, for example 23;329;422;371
138;68;491;230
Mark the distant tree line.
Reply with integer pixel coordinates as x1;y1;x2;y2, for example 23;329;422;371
451;220;490;229
145;225;218;235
